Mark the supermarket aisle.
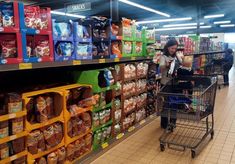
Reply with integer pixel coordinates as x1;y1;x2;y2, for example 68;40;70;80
91;67;235;164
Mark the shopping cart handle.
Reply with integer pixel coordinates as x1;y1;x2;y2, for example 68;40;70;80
168;144;186;151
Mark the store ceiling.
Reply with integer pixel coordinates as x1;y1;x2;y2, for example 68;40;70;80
20;0;235;34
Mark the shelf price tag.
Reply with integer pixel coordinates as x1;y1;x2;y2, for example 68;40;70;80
73;60;81;65
128;126;135;132
139;119;146;125
99;59;106;63
131;57;136;60
116;133;124;140
114;58;120;62
19;63;32;70
101;142;109;149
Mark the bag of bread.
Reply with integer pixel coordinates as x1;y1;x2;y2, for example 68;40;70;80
66;143;75;161
43;125;56;148
57;147;66;164
26;98;35;123
71;118;79;137
80;138;86;155
27;131;39;154
74;139;82;158
37;131;46;152
12;137;25;154
36;157;47;164
0;121;9;138
67;120;73;137
81;112;91;129
36;96;48;123
45;95;54;119
0;143;9;159
47;152;58;164
53;123;63;144
85;134;92;150
12;156;26;164
6;93;22;114
11;117;24;135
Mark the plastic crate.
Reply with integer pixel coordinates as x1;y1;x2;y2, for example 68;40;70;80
18;3;52;35
21;31;54;63
0;32;23;64
54;40;75;61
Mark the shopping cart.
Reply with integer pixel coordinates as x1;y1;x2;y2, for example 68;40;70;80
157;76;217;158
204;59;226;89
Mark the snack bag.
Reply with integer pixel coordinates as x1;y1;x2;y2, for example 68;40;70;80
111;24;119;36
24;6;37;28
104;69;114;86
136;42;142;54
53;22;71;38
40;9;48;30
1;3;14;27
76;43;90;57
111;42;121;58
35;40;50;57
122;18;132;38
1;40;17;58
123;41;132;54
56;42;73;56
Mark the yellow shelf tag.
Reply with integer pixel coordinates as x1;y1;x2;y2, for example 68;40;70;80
131;57;136;60
73;60;81;65
128;126;135;132
116;133;124;140
19;63;32;70
139;119;146;125
114;58;120;62
99;59;106;63
101;142;109;149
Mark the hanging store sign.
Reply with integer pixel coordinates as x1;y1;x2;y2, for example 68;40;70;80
66;2;91;12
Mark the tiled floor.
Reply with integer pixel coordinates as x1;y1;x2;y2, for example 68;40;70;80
91;68;235;164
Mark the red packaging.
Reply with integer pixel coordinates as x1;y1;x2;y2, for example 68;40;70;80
40;9;48;30
35;40;50;57
1;40;17;58
24;6;37;29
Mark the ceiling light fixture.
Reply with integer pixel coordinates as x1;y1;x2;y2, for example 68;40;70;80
204;14;224;19
118;0;170;17
51;11;85;18
200;25;212;29
220;24;235;27
214;20;231;24
200;22;205;25
136;17;192;25
155;26;197;31
163;23;197;27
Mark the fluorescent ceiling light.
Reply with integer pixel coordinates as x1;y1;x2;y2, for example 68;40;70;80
214;20;231;24
220;24;235;27
163;23;197;27
118;0;170;17
200;22;205;25
51;11;85;18
204;14;224;19
155;26;197;31
200;25;212;29
136;17;192;25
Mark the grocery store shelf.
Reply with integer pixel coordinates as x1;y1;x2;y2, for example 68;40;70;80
69;150;92;164
0;131;28;145
93;102;112;113
65;129;92;146
92;120;113;132
0;110;27;122
185;50;225;56
0;150;27;164
0;57;152;72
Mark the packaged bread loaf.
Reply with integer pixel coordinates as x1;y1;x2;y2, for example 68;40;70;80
66;143;75;161
36;157;47;164
0;143;9;160
37;131;46;152
45;95;54;119
85;134;92;150
74;139;82;158
53;123;63;144
80;138;86;155
12;137;25;154
43;125;56;148
12;156;26;164
27;130;40;154
36;96;48;123
26;98;35;123
0;121;9;138
47;152;58;164
81;112;91;129
67;120;73;137
57;147;66;164
6;93;22;114
11;117;24;135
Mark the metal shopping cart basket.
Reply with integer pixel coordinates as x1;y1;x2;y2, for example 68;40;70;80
205;59;226;89
157;75;217;158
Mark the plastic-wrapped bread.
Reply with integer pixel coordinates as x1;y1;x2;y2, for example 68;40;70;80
67;120;73;137
66;143;75;161
47;152;58;164
81;112;91;129
27;131;39;154
74;139;82;158
12;156;26;164
36;157;47;164
37;131;46;152
57;147;66;164
43;125;56;148
12;137;25;154
36;96;48;123
53;123;63;144
45;95;54;119
85;134;92;150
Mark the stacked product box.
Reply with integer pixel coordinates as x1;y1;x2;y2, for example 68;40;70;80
0;1;23;65
19;3;54;63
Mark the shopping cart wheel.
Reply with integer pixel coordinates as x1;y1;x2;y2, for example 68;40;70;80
191;150;196;158
211;130;214;139
160;143;165;152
